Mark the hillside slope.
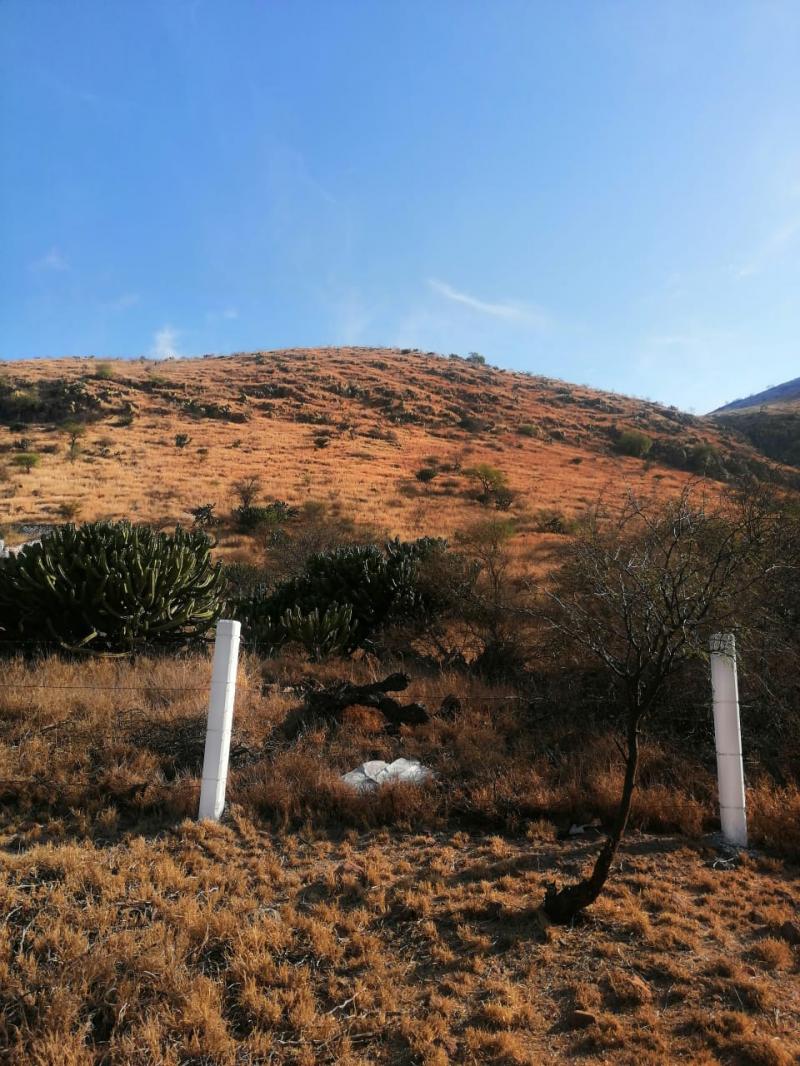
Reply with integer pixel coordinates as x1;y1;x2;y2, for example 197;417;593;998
0;348;789;556
711;374;800;468
713;376;800;413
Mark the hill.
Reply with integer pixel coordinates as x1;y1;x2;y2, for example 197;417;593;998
2;350;799;1064
0;348;787;557
710;374;800;469
713;376;800;413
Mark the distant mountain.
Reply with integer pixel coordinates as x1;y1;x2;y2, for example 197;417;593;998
710;375;800;468
713;376;800;414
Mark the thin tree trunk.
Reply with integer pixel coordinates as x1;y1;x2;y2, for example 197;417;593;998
543;711;641;923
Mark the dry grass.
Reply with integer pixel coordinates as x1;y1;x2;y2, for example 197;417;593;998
0;821;797;1065
0;651;799;1063
3;650;793;844
0;348;745;563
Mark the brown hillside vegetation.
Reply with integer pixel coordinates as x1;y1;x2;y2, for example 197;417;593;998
0;347;785;553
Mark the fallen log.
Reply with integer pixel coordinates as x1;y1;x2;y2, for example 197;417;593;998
284;672;430;737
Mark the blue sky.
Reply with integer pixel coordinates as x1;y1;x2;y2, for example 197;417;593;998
1;1;798;412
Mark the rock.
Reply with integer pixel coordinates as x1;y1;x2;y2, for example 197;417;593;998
569;1009;597;1029
568;819;603;837
341;757;433;793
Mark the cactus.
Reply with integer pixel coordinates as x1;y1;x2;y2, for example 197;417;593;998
0;521;225;652
280;603;356;661
236;537;446;656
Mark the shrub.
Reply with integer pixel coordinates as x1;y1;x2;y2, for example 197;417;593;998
174;433;191;449
0;377;102;426
94;362;114;380
0;521;225;652
465;463;515;508
187;503;216;529
57;500;82;522
466;352;486;365
11;452;40;473
415;467;438;483
458;414;486;433
234;500;299;533
532;508;576;534
517;423;538;438
232;476;262;509
614;428;652;459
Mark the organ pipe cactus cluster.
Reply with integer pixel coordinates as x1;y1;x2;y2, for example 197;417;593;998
253;605;356;660
0;521;225;652
237;537;447;656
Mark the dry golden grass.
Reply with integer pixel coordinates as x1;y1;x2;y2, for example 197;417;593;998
0;347;751;563
1;651;799;1063
0;819;797;1065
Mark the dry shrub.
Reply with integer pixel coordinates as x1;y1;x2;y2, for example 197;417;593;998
750;937;795;971
748;780;800;857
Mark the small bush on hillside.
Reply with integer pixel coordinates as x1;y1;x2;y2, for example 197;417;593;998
174;433;191;448
187;503;216;529
232;475;262;509
57;500;82;521
466;352;486;365
458;414;486;433
415;466;438;483
11;452;40;473
517;422;538;437
0;521;225;652
234;500;299;533
614;428;653;458
532;508;576;534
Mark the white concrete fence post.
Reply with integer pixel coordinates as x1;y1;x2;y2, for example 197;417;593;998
198;619;241;821
709;632;748;847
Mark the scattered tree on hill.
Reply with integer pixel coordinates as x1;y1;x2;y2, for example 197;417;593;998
232;475;262;509
61;419;86;462
465;463;515;509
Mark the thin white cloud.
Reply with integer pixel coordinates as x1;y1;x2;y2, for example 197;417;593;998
428;278;548;328
32;247;68;272
735;217;800;278
150;325;182;360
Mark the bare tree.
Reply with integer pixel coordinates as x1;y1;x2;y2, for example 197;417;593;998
533;485;779;923
231;475;262;510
